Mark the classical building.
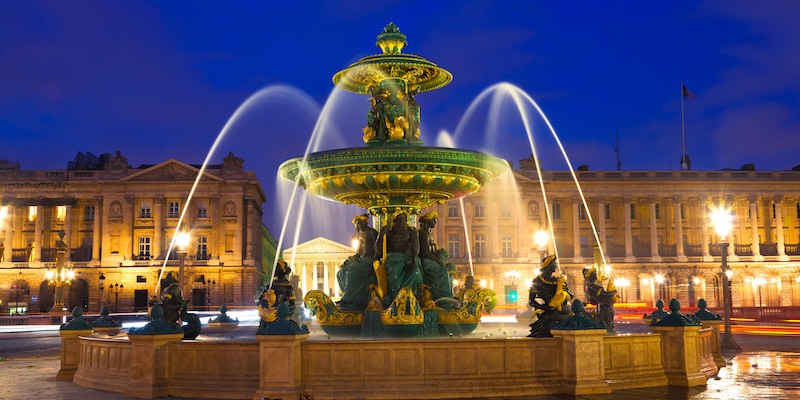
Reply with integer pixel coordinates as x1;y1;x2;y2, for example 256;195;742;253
430;164;800;310
0;151;267;313
283;237;355;299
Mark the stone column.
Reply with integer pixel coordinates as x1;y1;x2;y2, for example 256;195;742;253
651;325;708;387
311;262;318;291
126;195;136;258
333;262;340;298
301;262;308;293
726;197;739;262
596;198;606;249
253;334;309;400
572;198;583;262
749;196;762;261
64;205;73;256
550;329;611;395
56;329;94;380
674;196;687;261
323;261;330;296
245;198;254;261
3;206;13;263
775;195;788;261
92;197;102;262
649;198;661;262
124;333;185;398
623;198;634;262
153;196;163;259
699;196;711;261
33;205;43;262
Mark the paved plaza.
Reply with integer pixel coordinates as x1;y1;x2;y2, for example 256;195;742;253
1;334;799;400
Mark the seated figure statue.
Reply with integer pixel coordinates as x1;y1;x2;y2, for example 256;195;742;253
271;258;296;311
336;214;379;311
583;266;618;333
418;212;456;300
375;209;423;303
528;255;573;337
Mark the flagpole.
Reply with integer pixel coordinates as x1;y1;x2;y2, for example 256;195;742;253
680;82;688;171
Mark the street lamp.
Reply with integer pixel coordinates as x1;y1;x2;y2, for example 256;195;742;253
98;272;106;310
174;231;191;296
534;230;549;260
752;277;767;308
202;277;216;308
112;282;124;311
710;206;740;350
46;230;74;315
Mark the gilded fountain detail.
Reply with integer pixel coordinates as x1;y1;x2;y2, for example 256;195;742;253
278;23;506;336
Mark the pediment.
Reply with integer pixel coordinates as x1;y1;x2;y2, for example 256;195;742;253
283;237;354;256
122;160;223;182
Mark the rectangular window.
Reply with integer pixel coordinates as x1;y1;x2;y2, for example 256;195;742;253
773;203;776;219
136;275;147;283
797;202;800;219
139;202;152;218
28;206;37;221
655;204;661;219
138;236;151;258
474;201;485;218
578;204;587;220
84;205;95;222
604;204;611;220
447;234;460;258
196;200;208;219
196;236;208;260
168;201;180;218
501;234;513;257
316;262;325;291
630;204;637;220
474;234;486;258
447;202;458;218
500;202;512;218
552;203;561;220
580;235;589;256
56;205;67;221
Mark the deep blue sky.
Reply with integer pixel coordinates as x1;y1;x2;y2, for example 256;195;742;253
2;1;800;238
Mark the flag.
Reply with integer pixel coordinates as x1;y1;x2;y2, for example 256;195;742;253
682;83;696;100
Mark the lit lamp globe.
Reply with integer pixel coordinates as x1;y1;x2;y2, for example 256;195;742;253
534;230;549;250
710;208;733;241
174;232;191;250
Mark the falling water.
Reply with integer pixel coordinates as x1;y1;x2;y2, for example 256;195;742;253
451;82;609;271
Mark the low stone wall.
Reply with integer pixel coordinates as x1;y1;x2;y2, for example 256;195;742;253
68;325;721;399
72;336;131;391
299;338;563;399
603;333;667;389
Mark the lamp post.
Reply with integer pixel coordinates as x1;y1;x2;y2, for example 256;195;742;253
202;277;216;308
98;272;106;310
710;207;740;350
112;282;124;311
175;231;191;297
534;230;550;260
752;277;767;308
47;230;74;315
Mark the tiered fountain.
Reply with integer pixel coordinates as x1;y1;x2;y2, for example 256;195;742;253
279;22;505;337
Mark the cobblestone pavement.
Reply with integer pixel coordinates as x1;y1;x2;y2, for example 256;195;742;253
1;350;799;399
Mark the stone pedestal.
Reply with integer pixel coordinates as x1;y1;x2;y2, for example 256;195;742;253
57;329;93;381
651;326;707;387
124;333;184;398
252;334;308;400
699;320;726;368
551;329;611;395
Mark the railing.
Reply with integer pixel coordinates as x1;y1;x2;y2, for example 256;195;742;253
760;243;777;256
735;244;752;256
608;245;626;258
11;248;29;262
709;243;723;256
40;248;57;262
658;244;676;257
786;244;800;255
70;247;92;262
634;244;650;257
710;306;800;320
685;244;702;256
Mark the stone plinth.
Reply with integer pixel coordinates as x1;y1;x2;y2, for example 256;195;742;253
651;325;707;387
253;334;308;400
551;329;611;395
603;333;667;390
124;333;184;398
699;320;726;368
57;329;92;381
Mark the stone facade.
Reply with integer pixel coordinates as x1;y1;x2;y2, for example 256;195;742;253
0;152;266;312
428;167;800;310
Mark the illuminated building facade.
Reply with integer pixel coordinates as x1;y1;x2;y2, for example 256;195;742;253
0;151;266;313
431;164;800;311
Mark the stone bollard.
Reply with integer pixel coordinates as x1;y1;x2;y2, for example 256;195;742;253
124;333;185;398
650;299;706;387
550;300;611;395
57;328;93;380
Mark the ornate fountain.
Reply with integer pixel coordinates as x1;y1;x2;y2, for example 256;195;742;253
279;23;506;336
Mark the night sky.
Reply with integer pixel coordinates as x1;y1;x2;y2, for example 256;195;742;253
2;1;800;241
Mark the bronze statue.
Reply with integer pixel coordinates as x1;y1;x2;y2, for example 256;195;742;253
583;266;617;333
527;255;573;337
374;209;423;303
336;214;379;310
418;212;456;300
271;258;295;310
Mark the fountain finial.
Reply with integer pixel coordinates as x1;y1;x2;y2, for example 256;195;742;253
376;23;407;54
